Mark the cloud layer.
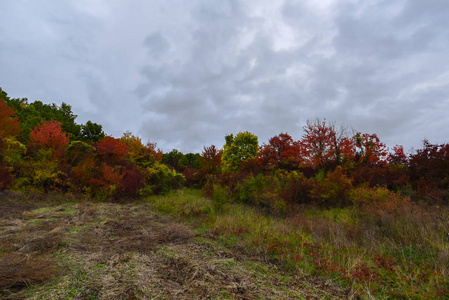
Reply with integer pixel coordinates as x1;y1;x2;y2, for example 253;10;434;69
1;0;449;153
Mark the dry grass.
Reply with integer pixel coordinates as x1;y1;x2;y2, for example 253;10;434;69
0;193;348;299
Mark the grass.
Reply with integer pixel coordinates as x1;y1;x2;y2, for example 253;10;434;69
147;189;449;299
1;189;448;298
1;191;346;299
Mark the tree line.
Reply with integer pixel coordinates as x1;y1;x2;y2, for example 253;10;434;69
1;87;448;210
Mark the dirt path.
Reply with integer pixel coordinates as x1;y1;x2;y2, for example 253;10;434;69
0;199;348;299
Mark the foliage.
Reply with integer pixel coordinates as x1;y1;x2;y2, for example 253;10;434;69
144;163;184;195
222;131;258;173
80;120;104;143
350;186;411;214
162;149;184;172
96;136;129;165
66;141;94;167
0;98;22;138
179;152;201;170
278;171;313;205
211;184;230;213
27;148;70;193
5;98;80;141
353;132;388;164
0;137;26;167
259;132;302;170
300;119;336;168
120;131;161;167
310;166;353;207
199;145;222;175
29;120;70;159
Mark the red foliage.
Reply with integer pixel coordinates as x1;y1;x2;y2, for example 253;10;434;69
147;141;163;161
339;137;356;162
353;132;388;164
279;171;314;205
182;167;199;187
259;133;302;170
0;99;22;138
199;145;222;175
388;145;408;165
300;119;336;168
117;166;145;197
96;136;129;164
71;156;96;187
29;120;70;158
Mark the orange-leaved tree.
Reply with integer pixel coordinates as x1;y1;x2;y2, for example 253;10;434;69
29;119;70;159
0;98;22;138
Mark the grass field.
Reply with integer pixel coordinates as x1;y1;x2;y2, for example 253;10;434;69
1;190;448;299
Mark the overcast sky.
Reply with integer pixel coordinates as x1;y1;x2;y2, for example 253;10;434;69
1;0;449;153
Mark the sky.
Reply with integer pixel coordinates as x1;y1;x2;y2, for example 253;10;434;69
1;0;449;153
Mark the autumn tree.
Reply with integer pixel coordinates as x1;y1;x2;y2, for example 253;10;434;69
120;131;161;167
96;136;129;165
5;97;81;141
29;120;70;158
199;145;222;175
0;98;22;138
259;133;302;170
388;145;408;166
353;132;388;164
300;119;336;169
222;131;258;173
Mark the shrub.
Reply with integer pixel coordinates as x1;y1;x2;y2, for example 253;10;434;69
278;171;313;205
212;184;230;213
144;163;184;195
66;141;94;167
310;166;352;206
350;186;411;214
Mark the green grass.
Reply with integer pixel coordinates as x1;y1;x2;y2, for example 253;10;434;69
146;189;449;299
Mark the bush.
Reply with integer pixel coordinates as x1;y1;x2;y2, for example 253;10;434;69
350;186;411;214
212;184;230;213
310;166;352;206
145;163;184;195
278;171;313;205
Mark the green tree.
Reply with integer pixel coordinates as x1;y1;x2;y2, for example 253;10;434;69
162;149;184;171
80;121;105;143
222;131;258;172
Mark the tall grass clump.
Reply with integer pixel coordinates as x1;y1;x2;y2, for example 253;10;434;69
147;187;449;298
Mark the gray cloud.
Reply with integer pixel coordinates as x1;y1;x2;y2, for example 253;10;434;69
1;0;449;153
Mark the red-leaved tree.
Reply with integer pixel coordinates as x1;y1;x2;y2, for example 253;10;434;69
96;136;129;165
353;132;388;164
0;99;22;138
259;133;302;170
199;145;222;175
29;119;70;158
300;119;336;169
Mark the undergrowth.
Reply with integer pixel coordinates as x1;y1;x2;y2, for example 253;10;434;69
147;189;449;299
